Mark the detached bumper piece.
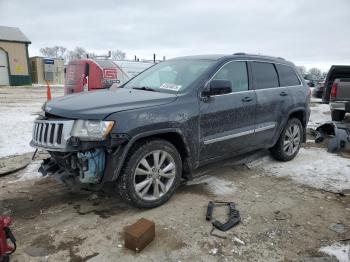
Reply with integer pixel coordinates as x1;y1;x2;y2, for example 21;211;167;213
328;123;350;152
206;201;241;231
309;122;350;152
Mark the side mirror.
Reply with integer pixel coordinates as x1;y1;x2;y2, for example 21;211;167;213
202;79;232;96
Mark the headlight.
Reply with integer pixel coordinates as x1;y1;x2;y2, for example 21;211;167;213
71;120;114;141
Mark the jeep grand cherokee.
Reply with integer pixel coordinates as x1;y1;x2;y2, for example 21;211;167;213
31;53;310;208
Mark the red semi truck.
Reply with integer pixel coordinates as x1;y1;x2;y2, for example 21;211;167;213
64;59;130;95
64;59;154;95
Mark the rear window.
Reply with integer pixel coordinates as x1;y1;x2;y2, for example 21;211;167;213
252;62;279;89
275;64;301;86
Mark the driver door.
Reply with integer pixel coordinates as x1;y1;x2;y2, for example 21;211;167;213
199;61;256;160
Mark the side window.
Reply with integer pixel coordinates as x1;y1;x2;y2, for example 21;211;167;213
213;61;248;92
252;62;279;89
275;64;301;86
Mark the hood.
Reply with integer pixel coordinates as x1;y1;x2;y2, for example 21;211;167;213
45;88;178;119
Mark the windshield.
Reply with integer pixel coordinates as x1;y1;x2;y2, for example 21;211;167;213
123;59;215;93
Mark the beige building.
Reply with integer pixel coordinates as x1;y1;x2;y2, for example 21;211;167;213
0;26;31;86
30;56;65;85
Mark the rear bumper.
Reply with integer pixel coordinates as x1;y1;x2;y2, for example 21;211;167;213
330;101;349;111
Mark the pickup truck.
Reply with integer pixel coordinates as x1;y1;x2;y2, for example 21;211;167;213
330;78;350;121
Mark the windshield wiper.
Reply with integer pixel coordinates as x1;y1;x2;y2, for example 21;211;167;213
131;86;159;92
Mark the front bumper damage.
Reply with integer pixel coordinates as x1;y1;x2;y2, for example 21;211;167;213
36;144;127;190
39;149;106;188
31;118;129;189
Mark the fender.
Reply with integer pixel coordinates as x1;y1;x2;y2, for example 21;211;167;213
272;107;307;145
103;128;192;182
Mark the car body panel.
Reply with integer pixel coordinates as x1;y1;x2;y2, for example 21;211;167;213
31;54;310;186
44;88;178;119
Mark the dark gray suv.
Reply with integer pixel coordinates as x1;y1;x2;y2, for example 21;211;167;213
31;53;310;208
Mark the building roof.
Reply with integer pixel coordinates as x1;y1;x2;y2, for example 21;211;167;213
0;26;31;44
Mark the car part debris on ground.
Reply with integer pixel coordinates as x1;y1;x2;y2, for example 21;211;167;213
206;201;241;240
0;216;16;262
124;218;155;252
308;122;350;152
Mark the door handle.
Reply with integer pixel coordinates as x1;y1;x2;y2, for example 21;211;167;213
242;96;253;102
280;91;288;96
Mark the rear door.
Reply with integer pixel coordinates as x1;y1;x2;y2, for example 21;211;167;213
199;60;256;160
252;62;298;147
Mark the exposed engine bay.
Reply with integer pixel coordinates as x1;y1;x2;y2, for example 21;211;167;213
39;149;106;188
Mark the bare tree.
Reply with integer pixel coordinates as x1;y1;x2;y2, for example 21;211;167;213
65;47;88;62
40;46;67;59
308;68;322;80
39;47;56;57
57;46;67;58
111;50;126;60
296;66;307;75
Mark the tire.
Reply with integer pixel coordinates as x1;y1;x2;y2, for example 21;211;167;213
270;118;303;161
0;256;10;262
117;139;182;208
331;110;345;121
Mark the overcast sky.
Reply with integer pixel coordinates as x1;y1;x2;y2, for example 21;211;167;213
1;0;349;71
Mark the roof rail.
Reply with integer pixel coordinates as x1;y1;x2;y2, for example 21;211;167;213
276;57;285;60
233;52;246;55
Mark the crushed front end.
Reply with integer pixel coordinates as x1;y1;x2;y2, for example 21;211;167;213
30;116;128;190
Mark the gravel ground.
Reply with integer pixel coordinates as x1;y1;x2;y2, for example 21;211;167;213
0;86;349;261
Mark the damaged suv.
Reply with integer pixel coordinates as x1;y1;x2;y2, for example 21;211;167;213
31;54;310;208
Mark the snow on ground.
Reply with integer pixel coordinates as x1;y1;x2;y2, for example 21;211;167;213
319;243;350;262
0;86;63;158
8;161;43;183
186;174;237;195
308;99;331;128
247;147;350;192
0;106;38;158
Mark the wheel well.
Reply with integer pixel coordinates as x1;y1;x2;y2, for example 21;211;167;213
289;110;307;142
129;132;191;178
289;110;306;127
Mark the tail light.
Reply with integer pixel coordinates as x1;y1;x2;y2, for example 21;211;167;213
330;82;337;100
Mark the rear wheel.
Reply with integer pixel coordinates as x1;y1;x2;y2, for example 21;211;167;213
117;139;182;208
270;118;303;161
331;110;345;121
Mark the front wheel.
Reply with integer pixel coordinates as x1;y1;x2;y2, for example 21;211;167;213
270;118;303;161
117;139;182;208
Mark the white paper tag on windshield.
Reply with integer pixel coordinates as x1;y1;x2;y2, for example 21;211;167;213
160;83;182;91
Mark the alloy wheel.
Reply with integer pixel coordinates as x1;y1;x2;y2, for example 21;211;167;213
283;124;301;156
133;150;176;201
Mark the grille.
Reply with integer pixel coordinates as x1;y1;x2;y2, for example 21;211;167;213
32;119;74;150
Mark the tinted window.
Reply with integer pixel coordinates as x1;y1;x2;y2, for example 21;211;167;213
253;62;279;89
213;61;248;92
275;64;301;86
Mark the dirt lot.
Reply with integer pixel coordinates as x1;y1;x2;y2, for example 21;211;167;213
0;86;349;261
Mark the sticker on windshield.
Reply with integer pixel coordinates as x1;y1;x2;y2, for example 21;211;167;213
160;83;182;91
